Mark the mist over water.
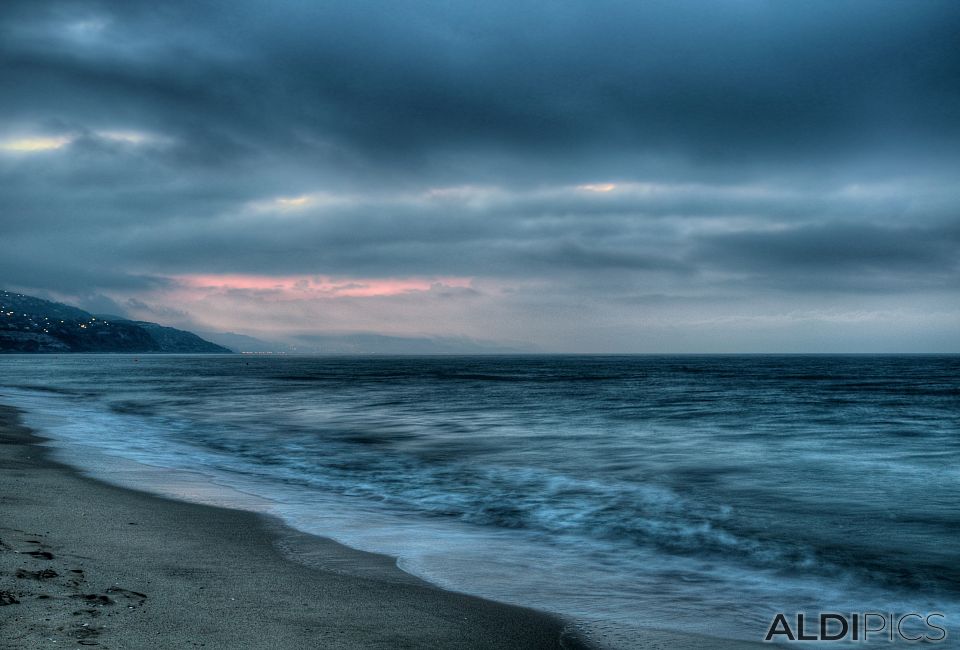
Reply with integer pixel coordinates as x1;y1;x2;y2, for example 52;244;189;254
2;355;958;647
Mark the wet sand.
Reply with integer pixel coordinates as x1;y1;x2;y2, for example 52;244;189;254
0;404;587;649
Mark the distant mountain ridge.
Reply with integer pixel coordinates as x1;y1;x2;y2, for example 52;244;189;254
196;330;524;354
289;333;524;354
0;290;231;354
195;330;295;354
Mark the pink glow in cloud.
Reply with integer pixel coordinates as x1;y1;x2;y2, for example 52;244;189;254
170;274;473;298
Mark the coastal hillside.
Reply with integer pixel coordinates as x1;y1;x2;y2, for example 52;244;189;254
0;290;232;354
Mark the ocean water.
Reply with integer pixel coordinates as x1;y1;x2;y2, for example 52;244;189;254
1;355;958;647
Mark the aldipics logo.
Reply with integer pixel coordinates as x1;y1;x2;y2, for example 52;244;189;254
764;613;947;643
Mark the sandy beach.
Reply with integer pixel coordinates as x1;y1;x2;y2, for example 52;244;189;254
0;404;587;649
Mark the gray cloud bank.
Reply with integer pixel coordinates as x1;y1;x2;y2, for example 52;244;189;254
1;0;958;351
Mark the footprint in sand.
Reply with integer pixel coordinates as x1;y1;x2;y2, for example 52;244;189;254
26;550;54;560
106;586;148;607
68;588;148;608
71;594;114;605
15;568;59;580
66;568;86;587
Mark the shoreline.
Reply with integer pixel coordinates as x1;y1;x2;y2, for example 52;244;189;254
0;404;589;649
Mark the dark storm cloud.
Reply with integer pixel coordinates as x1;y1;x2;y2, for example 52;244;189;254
695;221;960;292
700;224;959;273
1;0;959;349
3;0;960;183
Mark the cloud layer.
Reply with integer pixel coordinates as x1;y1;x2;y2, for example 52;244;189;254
2;0;959;351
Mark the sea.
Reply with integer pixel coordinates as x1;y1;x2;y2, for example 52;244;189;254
1;354;958;647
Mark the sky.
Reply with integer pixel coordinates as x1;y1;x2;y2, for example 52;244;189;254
1;0;959;352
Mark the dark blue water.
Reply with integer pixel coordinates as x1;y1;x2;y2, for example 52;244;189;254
1;355;958;646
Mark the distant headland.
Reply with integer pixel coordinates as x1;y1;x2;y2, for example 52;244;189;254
0;290;231;354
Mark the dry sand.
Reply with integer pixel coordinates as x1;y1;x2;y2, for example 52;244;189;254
0;404;587;649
